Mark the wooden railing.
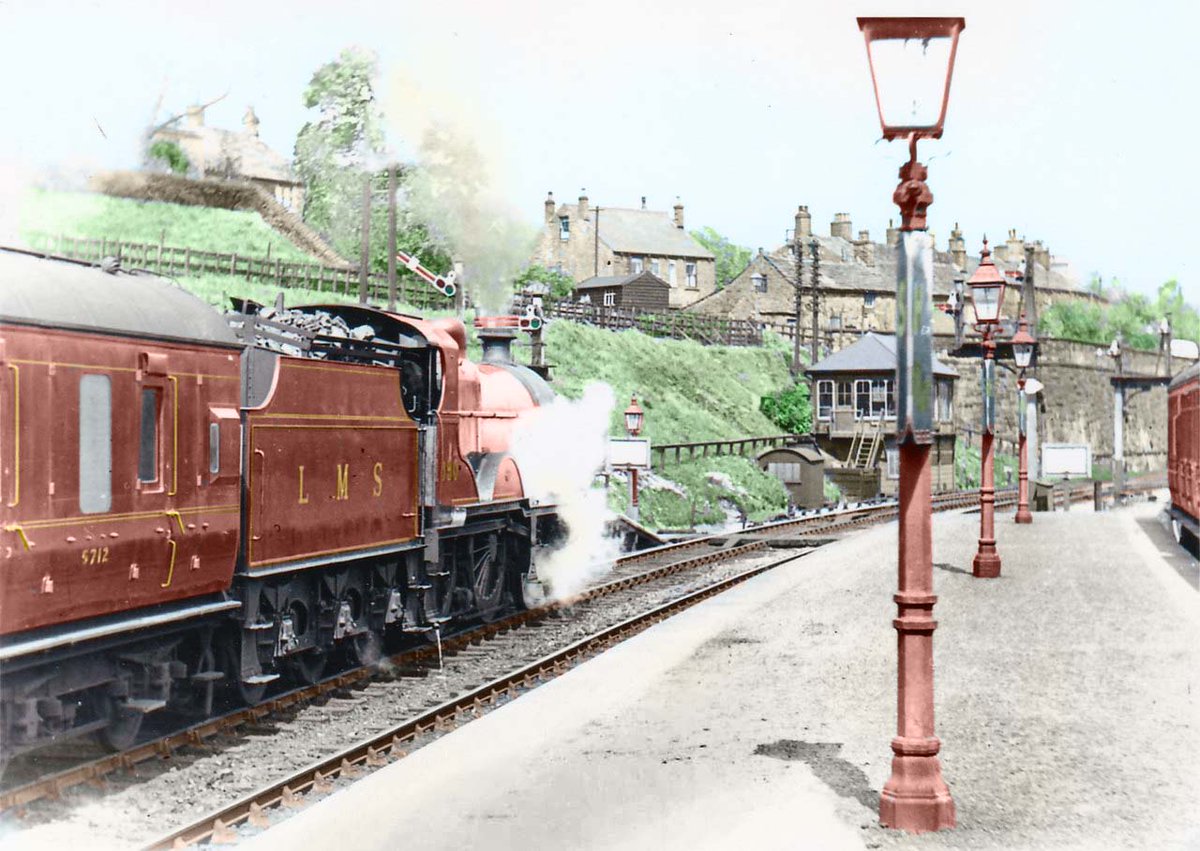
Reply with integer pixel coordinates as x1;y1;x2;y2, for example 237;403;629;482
651;434;803;468
26;233;453;310
515;296;764;348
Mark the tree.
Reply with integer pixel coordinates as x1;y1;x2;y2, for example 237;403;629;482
147;140;189;175
294;48;387;258
511;265;575;300
690;226;751;288
760;381;812;434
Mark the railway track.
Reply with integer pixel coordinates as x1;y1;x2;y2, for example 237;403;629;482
1;481;1159;845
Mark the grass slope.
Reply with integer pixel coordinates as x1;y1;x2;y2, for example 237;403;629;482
20;189;313;262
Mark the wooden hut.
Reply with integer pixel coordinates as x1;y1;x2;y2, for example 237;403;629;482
757;442;826;509
574;271;671;312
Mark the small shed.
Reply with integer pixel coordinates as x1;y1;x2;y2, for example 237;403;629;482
575;271;671;312
757;443;826;509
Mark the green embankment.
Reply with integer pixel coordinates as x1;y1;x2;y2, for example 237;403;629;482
955;437;1018;491
19;189;313;262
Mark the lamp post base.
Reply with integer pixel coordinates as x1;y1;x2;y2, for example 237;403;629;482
879;737;957;832
972;547;1001;578
1014;508;1032;524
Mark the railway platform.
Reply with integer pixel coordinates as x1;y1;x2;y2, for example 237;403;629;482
245;497;1199;850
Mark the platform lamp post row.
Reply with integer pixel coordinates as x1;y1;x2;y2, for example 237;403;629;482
624;395;644;522
856;15;963;833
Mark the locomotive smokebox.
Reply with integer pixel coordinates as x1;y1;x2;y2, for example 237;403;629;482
475;315;521;364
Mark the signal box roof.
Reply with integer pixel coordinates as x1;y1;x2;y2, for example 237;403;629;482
807;331;959;378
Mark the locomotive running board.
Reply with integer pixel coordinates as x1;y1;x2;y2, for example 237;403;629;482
0;599;243;662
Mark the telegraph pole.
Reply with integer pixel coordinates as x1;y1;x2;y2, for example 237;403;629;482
792;237;804;374
387;164;398;311
359;174;371;304
809;238;821;364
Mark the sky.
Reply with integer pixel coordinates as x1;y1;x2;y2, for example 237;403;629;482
1;0;1196;302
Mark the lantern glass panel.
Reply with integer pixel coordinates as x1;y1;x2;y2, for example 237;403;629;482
625;412;642;434
971;285;1001;324
866;35;955;130
1013;343;1033;368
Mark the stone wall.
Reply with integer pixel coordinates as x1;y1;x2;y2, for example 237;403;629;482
936;334;1186;473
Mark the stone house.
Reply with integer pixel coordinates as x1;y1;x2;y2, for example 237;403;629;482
530;193;716;309
806;332;959;498
575;271;671;312
150;105;305;212
686;205;1102;350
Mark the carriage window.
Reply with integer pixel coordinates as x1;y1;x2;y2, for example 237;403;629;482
79;375;112;514
209;423;220;475
139;388;160;482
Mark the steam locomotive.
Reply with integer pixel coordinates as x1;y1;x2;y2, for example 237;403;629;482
0;247;561;764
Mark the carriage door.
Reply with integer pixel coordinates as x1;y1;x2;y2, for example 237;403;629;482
132;353;180;604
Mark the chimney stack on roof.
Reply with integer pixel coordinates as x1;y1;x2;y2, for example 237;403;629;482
885;218;899;248
673;197;684;229
1033;240;1051;271
830;212;853;241
186;104;205;128
578;190;589;221
853;229;875;266
950;222;967;271
242;106;260;137
794;205;812;242
544;192;556;224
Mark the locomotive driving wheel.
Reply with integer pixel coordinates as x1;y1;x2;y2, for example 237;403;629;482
287;648;327;686
471;533;508;620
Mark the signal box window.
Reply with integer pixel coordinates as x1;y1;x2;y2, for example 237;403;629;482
79;375;112;514
816;380;833;421
139;388;160;482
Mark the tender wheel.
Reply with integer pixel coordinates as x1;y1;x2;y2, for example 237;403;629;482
287;649;327;686
221;645;268;708
350;630;384;668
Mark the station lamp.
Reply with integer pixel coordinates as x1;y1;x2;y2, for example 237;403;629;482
1011;314;1036;369
624;395;644;437
967;239;1006;325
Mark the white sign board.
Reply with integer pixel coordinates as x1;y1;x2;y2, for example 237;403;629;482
1042;443;1091;479
608;438;651;469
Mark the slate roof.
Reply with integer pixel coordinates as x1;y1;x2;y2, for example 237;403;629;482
561;206;714;260
806;331;959;378
157;122;299;185
576;271;670;290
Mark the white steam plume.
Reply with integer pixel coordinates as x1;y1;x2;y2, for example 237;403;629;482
509;382;622;601
384;70;534;315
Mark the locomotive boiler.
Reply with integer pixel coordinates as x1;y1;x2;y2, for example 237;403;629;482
0;247;561;764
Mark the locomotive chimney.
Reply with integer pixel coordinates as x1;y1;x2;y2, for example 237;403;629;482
475;316;520;363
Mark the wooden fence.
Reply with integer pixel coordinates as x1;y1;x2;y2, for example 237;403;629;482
28;233;453;310
652;434;803;468
515;297;764;348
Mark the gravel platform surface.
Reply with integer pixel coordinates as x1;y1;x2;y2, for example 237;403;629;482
246;497;1198;850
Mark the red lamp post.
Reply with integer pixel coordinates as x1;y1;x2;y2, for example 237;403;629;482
966;239;1007;577
624;395;644;522
857;15;964;833
1010;315;1037;523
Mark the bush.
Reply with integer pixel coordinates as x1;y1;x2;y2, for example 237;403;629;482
148;140;190;175
759;381;812;434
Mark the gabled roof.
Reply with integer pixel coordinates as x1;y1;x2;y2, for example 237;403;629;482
807;332;959;378
576;271;670;291
156;122;298;185
561;205;714;260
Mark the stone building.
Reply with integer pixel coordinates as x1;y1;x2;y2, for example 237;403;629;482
150;105;305;212
686;205;1103;352
530;193;716;309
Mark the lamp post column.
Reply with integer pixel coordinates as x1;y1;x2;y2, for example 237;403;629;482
629;467;640;523
1015;375;1032;523
973;332;1002;576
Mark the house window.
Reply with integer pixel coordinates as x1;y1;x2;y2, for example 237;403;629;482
630;257;644;274
864;292;876;308
559;216;570;240
668;260;677;286
79;374;112;514
886;446;900;479
603;291;616;307
817;380;833;421
752;273;767;293
651;259;661;277
837;381;852;409
685;262;697;288
138;388;160;483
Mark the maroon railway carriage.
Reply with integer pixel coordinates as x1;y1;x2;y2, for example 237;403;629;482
0;249;560;763
1167;361;1199;550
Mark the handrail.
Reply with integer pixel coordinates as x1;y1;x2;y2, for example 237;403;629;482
168;375;179;496
6;364;17;508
